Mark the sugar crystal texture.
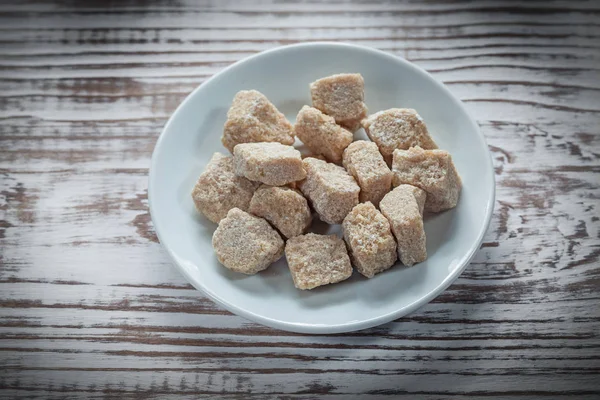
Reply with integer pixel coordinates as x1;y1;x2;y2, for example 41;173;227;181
212;208;284;274
301;153;327;161
191;152;258;223
222;90;294;153
392;146;461;212
379;185;427;266
249;185;312;239
233;142;306;186
285;233;353;290
342;202;397;278
342;140;392;207
294;106;353;163
310;73;368;132
362;108;438;165
298;157;360;224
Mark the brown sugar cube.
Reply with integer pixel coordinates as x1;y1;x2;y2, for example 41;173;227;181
233;142;306;186
361;108;438;165
310;73;368;132
380;185;427;267
301;153;327;161
285;233;353;290
342;140;392;207
402;183;426;217
392;146;461;212
298;157;360;224
212;208;284;274
222;90;294;153
191;152;259;223
294;106;353;163
342;202;397;278
249;185;312;239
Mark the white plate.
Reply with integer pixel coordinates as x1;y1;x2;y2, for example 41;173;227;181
149;43;495;334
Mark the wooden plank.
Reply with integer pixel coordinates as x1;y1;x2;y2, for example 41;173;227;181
0;0;599;397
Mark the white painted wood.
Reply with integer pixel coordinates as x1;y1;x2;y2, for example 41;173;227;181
1;0;599;397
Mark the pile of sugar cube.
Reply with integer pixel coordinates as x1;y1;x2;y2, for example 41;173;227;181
192;73;461;290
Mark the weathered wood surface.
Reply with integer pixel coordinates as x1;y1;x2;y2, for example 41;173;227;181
1;0;599;398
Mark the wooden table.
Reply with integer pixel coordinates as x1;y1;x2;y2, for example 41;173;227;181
1;1;599;398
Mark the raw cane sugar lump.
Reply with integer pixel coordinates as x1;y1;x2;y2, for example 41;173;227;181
222;90;294;153
298;157;360;224
342;202;397;278
403;183;426;217
342;140;392;207
294;106;353;164
191;152;258;224
212;208;284;275
249;185;312;239
310;73;368;132
361;108;438;165
301;153;327;161
379;185;427;267
285;233;353;290
392;146;461;212
233;142;306;186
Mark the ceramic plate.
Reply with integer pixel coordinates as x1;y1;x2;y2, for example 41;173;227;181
148;43;495;334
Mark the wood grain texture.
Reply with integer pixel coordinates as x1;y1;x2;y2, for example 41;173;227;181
1;0;599;398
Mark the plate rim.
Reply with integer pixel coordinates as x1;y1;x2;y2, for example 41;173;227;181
148;42;496;334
